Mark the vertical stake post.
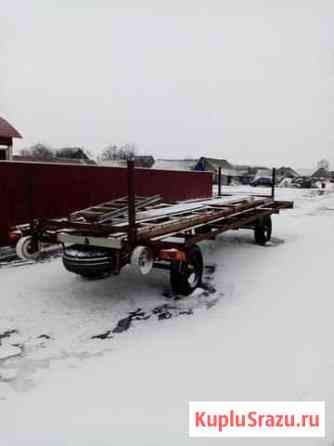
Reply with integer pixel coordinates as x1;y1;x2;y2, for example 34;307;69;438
271;167;276;200
127;159;137;246
218;167;222;197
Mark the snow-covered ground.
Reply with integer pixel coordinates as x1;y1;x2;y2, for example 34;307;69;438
0;186;333;445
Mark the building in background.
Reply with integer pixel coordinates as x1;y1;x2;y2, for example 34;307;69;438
311;167;333;180
153;159;196;171
193;157;256;184
100;155;154;168
0;116;22;160
194;157;236;183
276;166;299;179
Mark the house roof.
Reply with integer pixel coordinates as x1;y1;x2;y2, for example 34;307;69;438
99;157;154;168
194;157;235;175
276;166;299;177
195;158;269;176
0;116;22;139
199;157;234;170
12;156;96;165
154;159;196;171
311;167;331;178
254;168;273;177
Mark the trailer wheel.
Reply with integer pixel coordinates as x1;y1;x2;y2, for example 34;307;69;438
16;236;39;260
254;215;272;245
170;245;203;296
130;246;153;275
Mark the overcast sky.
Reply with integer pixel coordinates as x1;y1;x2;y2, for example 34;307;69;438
1;1;334;167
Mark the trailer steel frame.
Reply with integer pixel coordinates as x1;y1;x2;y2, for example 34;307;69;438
11;161;293;295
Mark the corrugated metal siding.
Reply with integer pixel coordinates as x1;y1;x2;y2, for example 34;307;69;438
0;161;212;245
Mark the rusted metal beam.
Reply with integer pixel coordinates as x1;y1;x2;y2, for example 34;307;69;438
271;168;276;199
127;159;137;246
137;199;273;241
258;207;280;214
185;209;273;247
269;200;294;209
218;167;222;196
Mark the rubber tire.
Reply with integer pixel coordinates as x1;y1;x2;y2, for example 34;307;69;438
170;245;203;296
16;236;39;260
254;215;272;245
130;246;153;275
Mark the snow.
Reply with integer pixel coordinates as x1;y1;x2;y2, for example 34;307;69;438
0;346;22;361
0;187;334;445
0;382;15;400
0;369;18;381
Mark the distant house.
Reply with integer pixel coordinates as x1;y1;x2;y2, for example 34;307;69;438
234;165;270;176
135;155;155;168
12;156;96;165
194;157;233;173
234;165;254;175
13;145;96;165
55;147;96;165
100;155;155;168
253;168;273;178
193;157;272;184
56;147;89;160
154;159;196;171
194;157;239;183
55;157;96;165
311;167;331;179
0;116;22;160
276;166;299;179
234;165;271;183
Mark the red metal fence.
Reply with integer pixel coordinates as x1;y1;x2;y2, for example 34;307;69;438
0;161;212;245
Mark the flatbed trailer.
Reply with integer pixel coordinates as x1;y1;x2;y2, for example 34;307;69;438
10;161;293;295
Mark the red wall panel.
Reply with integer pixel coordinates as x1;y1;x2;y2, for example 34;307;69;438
0;161;212;245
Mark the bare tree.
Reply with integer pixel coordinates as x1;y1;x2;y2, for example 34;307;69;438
317;159;330;171
20;143;54;161
118;143;137;160
100;144;119;161
100;143;137;161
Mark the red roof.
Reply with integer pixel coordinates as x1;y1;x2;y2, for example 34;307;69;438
0;116;22;138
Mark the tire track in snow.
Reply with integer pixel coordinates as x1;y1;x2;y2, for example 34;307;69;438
0;263;221;395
